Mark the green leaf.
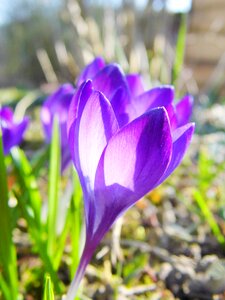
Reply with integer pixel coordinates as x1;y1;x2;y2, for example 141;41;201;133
70;169;83;280
43;274;55;300
11;146;63;294
0;273;11;300
53;209;71;270
11;147;42;229
0;130;18;300
13;184;63;294
198;150;215;192
47;117;61;258
193;189;225;247
30;145;50;177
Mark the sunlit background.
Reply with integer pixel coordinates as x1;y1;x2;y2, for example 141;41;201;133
0;0;193;89
1;0;224;104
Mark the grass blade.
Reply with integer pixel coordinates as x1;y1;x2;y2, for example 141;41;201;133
13;187;63;294
53;211;70;270
70;169;83;280
11;145;63;293
0;273;11;300
193;149;225;247
47;117;61;258
31;145;50;177
11;147;42;229
0;130;18;300
43;274;55;300
193;189;225;247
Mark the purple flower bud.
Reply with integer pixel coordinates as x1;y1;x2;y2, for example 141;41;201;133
66;58;195;298
41;83;75;172
0;106;29;155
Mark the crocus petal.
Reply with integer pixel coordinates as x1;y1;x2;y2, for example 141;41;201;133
166;104;177;129
110;87;131;127
68;80;93;169
175;95;193;127
76;90;119;192
92;64;131;126
92;64;129;102
156;122;195;186
126;74;145;97
132;86;174;119
41;83;74;142
0;107;14;122
69;84;119;232
2;117;29;155
41;83;75;173
93;107;172;233
77;57;105;86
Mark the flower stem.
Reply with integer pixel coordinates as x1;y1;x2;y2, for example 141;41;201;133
65;244;94;300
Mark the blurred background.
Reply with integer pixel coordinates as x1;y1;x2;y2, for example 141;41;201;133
0;0;195;90
1;0;225;138
1;0;225;99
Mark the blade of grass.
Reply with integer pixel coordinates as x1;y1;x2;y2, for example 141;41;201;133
198;150;215;192
0;130;18;300
11;145;63;293
172;14;187;85
193;189;225;247
13;188;63;294
70;169;83;280
53;211;70;270
51;176;74;271
43;274;55;300
30;145;50;177
194;149;225;247
11;147;42;229
47;117;61;258
0;273;11;300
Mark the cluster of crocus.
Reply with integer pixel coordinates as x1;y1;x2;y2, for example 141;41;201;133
65;57;195;299
0;106;29;155
41;84;75;172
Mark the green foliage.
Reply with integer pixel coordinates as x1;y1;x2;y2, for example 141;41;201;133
0;130;18;300
47;117;61;259
11;147;42;229
7;114;83;296
43;274;55;300
193;150;225;247
123;252;148;285
193;189;225;246
11;146;63;294
70;169;83;280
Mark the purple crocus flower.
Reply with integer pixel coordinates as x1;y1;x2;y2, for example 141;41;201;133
0;106;29;155
41;83;75;172
66;58;194;298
